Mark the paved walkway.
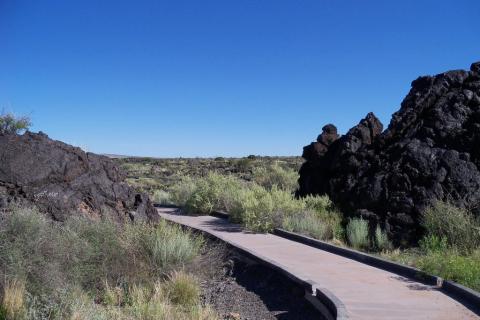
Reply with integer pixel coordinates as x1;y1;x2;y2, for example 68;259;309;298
158;208;478;320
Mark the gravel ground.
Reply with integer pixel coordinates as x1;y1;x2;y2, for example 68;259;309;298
195;248;323;320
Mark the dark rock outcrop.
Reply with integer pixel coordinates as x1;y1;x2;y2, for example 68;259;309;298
0;131;157;223
297;62;480;244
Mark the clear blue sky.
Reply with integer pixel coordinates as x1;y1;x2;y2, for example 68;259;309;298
1;1;479;157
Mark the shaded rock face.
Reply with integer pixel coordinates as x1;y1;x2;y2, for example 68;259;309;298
297;62;480;244
0;131;157;223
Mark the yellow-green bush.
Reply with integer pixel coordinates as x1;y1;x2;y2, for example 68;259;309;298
184;173;244;214
170;172;343;237
252;163;299;192
169;176;197;207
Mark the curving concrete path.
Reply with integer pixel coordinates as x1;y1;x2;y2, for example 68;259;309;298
158;208;479;320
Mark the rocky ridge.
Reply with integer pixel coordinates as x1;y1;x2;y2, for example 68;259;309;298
297;62;480;243
0;131;157;222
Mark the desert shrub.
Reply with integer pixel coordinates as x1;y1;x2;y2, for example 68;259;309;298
417;250;480;291
153;190;172;205
419;235;449;252
422;201;480;253
0;205;210;319
346;218;370;250
63;216;130;288
252;163;299;192
374;226;391;251
0;112;31;135
137;220;203;272
0;206;65;295
183;172;244;214
169;176;197;207
282;211;330;240
303;195;333;212
235;158;253;172
164;272;199;307
302;195;344;240
229;184;306;232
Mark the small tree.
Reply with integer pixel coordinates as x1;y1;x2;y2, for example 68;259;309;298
0;112;31;135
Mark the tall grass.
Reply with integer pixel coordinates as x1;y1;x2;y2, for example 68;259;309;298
417;250;480;291
282;211;330;240
164;272;199;307
346;218;369;250
422;201;480;253
382;201;480;292
1;279;26;319
0;205;213;319
374;226;391;251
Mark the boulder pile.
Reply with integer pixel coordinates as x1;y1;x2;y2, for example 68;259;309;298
297;62;480;243
0;131;157;223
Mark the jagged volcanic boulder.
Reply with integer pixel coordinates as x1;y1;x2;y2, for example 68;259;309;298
0;131;158;223
297;62;480;244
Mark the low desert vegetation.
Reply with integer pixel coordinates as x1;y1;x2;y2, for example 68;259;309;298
346;218;370;250
382;201;480;291
120;158;480;292
251;163;299;192
116;156;303;195
0;205;215;319
166;170;344;239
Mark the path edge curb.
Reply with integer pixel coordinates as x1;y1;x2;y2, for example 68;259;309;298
156;205;480;317
273;228;480;316
158;208;349;319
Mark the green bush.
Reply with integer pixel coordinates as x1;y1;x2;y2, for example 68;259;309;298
0;112;31;135
170;172;344;237
169;176;196;207
374;225;391;251
422;201;480;253
252;163;299;192
419;235;448;252
346;218;370;250
153;190;172;205
229;184;306;232
184;172;244;214
417;250;480;291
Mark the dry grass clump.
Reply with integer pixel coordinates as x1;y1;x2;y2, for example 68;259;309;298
164;272;200;307
0;205;214;319
0;279;26;319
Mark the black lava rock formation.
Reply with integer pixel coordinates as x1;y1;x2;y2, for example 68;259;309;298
0;131;157;223
297;62;480;244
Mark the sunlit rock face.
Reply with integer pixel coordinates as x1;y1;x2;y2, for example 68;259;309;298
0;131;157;223
297;62;480;244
